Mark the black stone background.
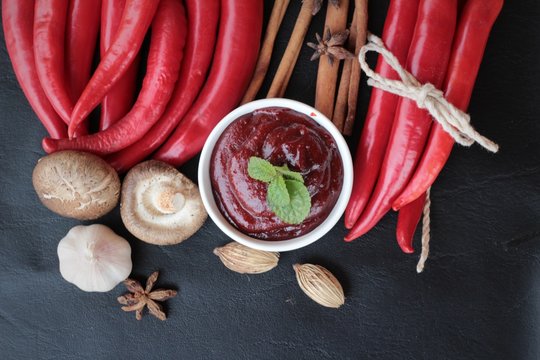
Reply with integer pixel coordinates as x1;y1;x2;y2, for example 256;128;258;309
1;1;539;359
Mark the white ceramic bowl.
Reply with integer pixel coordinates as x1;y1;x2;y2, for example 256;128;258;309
198;98;353;252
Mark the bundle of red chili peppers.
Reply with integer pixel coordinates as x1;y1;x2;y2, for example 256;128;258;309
2;0;263;173
3;0;503;255
345;0;504;252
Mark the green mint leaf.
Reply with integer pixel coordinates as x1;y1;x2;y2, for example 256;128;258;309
267;176;290;207
270;179;311;224
247;157;311;224
248;157;276;183
275;165;304;183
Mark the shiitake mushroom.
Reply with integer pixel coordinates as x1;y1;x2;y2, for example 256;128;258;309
120;160;207;245
32;150;120;220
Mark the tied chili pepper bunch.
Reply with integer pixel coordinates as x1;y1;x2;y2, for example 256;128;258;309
3;0;263;172
344;0;504;253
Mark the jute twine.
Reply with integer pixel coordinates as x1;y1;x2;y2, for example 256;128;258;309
357;33;499;272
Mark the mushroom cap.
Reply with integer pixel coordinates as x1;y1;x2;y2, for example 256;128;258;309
57;224;132;292
32;150;120;220
120;160;207;245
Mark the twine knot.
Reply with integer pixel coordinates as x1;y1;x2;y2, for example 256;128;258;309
417;83;439;109
359;33;499;153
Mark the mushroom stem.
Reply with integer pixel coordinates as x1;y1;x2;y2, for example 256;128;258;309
152;188;185;214
172;193;185;212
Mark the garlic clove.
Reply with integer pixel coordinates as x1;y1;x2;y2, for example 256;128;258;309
58;224;132;292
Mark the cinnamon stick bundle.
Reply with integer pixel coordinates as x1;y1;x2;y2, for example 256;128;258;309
343;0;368;135
314;0;350;119
333;12;358;132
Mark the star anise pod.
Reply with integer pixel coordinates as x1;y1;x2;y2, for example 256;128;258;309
307;27;354;66
117;271;177;321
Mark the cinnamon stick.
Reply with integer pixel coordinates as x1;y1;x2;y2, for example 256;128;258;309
241;0;291;104
332;12;358;132
343;0;368;136
314;0;350;119
267;0;316;98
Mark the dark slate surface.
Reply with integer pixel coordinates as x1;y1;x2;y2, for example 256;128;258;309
1;1;539;359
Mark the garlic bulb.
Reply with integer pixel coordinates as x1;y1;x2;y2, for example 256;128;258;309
57;224;132;292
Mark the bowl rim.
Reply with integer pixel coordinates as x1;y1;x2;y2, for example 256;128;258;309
198;98;353;252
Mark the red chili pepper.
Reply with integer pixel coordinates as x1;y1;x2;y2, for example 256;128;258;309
65;0;101;102
42;0;187;155
108;0;220;173
153;0;263;167
2;0;67;139
393;0;504;211
34;0;73;125
396;191;426;253
99;0;141;131
344;0;420;229
68;0;160;138
345;0;458;242
64;0;101;136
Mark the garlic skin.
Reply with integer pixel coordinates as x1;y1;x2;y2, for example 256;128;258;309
57;224;132;292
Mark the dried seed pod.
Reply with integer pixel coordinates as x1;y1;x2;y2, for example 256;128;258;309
213;242;279;274
293;263;344;308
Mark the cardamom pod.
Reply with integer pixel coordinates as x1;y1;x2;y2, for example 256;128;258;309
293;263;345;308
213;242;279;274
